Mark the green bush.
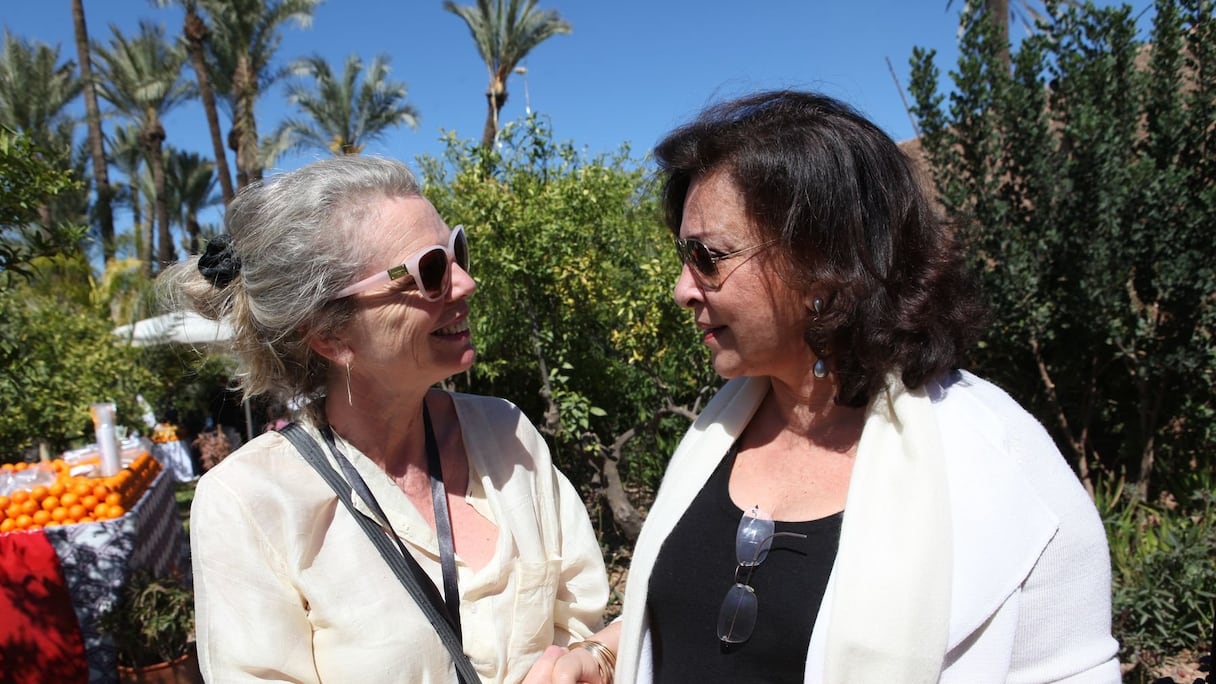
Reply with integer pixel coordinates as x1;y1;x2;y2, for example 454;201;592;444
0;288;160;458
1101;477;1216;673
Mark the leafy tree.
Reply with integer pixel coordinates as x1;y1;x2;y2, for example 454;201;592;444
266;53;419;161
422;116;713;539
0;129;85;289
71;0;118;263
93;20;194;271
199;0;320;188
0;32;83;231
0;279;160;459
443;0;571;147
909;0;1216;500
945;0;1081;67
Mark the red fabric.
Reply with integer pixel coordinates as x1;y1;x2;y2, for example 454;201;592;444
0;529;88;683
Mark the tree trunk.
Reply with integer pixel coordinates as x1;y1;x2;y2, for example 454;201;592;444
987;0;1012;70
186;215;202;254
234;55;262;188
144;117;175;270
481;85;507;147
71;0;116;263
184;8;235;205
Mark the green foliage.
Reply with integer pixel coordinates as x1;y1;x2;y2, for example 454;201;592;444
0;129;86;288
0;286;160;459
420;114;712;504
100;568;195;667
1099;478;1216;671
908;0;1216;498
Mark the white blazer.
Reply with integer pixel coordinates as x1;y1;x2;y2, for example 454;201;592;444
615;371;1120;683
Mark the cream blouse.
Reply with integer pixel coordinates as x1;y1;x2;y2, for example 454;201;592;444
190;393;608;683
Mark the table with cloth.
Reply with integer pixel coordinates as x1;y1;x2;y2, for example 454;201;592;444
0;469;186;683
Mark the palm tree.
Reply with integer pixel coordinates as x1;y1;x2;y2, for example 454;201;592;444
0;32;80;143
163;148;220;254
265;53;419;162
109;124;152;264
443;0;571;146
152;0;236;205
200;0;320;189
0;32;82;229
93;20;194;271
71;0;117;264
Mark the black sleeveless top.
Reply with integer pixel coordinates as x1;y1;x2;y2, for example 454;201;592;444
647;443;842;683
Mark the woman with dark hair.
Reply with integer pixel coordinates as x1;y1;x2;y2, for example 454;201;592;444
162;156;607;683
553;91;1118;682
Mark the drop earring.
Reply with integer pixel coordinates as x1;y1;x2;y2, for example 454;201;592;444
811;297;828;378
345;361;354;406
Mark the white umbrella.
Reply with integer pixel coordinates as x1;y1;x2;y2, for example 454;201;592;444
112;311;233;347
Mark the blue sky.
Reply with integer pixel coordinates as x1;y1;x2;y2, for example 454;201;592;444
5;0;1152;233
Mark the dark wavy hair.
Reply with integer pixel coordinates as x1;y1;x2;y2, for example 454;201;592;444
655;90;986;407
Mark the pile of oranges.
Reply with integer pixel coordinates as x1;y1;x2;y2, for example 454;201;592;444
0;451;162;534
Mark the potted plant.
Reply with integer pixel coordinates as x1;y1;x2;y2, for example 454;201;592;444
100;569;202;684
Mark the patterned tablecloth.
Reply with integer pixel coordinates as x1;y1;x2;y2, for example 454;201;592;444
0;469;185;684
151;439;196;482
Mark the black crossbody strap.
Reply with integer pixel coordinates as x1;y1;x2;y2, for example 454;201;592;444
279;423;480;684
423;401;462;639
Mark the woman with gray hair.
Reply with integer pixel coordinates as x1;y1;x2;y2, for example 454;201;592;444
162;156;607;683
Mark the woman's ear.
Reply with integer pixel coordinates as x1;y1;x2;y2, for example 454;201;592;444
307;328;351;366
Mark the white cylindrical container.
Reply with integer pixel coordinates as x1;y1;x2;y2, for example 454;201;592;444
90;402;122;477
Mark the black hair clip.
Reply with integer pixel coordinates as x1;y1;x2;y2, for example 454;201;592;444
198;235;242;288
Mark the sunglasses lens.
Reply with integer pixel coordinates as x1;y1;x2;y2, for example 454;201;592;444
416;247;449;299
453;227;469;272
717;583;758;644
677;239;718;281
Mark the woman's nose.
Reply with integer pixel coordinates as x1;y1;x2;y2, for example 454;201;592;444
672;263;701;308
450;262;477;299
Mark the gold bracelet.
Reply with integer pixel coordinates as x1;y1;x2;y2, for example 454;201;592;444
568;638;616;683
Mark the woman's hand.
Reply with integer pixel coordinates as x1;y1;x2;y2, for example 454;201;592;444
549;646;602;684
522;645;566;684
547;622;622;684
